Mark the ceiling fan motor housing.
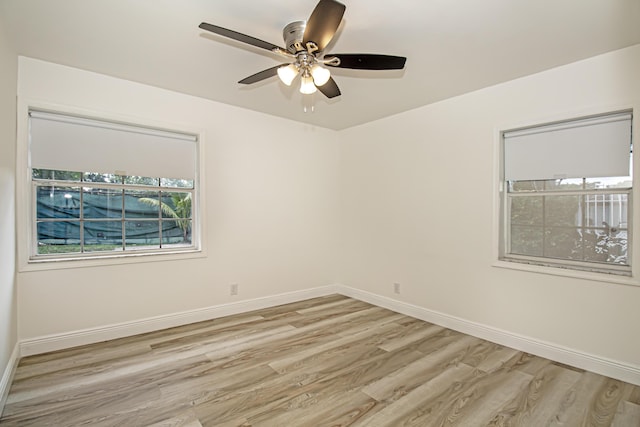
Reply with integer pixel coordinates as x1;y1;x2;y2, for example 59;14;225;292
283;21;307;53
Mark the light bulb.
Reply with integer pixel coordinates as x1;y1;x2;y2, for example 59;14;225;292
277;64;298;86
311;64;331;86
299;75;317;94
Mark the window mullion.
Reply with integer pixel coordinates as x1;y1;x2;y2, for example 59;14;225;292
79;187;84;253
121;187;126;252
580;195;586;262
541;196;546;258
159;190;163;249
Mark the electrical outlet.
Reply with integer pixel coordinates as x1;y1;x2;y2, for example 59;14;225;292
393;282;401;294
230;283;238;296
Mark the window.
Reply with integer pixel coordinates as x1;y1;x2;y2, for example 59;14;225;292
501;111;633;275
29;110;199;260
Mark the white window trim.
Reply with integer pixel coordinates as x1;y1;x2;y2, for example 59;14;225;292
17;98;207;272
491;108;640;287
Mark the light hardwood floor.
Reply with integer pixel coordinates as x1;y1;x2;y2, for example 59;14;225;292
1;295;639;426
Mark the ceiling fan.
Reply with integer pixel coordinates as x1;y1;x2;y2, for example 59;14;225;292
199;0;406;99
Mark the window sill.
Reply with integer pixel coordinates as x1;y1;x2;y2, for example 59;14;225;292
20;248;205;272
492;259;640;287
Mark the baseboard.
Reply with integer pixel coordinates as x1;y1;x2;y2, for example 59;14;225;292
17;283;640;387
336;285;640;386
19;284;339;357
0;343;20;418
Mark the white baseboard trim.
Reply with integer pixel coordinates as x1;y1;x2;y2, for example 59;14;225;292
336;285;640;386
0;343;20;418
19;284;339;357
16;283;640;387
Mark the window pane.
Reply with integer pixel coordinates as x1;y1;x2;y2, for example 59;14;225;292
83;221;123;252
585;176;632;190
124;190;159;218
124;220;160;249
508;180;546;192
83;172;122;184
510;196;543;226
543;178;583;191
544;227;582;260
124;175;159;186
83;188;122;219
36;220;81;254
160;192;192;219
36;186;81;219
583;229;628;265
32;169;81;181
161;178;194;188
506;192;630;268
544;195;581;227
585;194;628;229
510;225;543;256
162;219;192;246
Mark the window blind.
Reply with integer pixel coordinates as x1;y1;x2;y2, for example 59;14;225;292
503;112;632;181
29;111;197;180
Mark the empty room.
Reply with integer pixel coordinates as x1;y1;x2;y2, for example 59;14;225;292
1;0;639;425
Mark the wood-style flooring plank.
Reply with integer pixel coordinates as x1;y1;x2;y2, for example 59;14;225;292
196;335;424;425
362;334;481;401
487;363;582;426
377;323;444;352
352;363;478;427
546;372;634;427
2;295;639;427
612;401;640;427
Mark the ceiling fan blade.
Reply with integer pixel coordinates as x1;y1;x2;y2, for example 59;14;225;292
199;22;284;52
328;54;406;70
303;0;346;52
317;77;341;98
238;65;288;84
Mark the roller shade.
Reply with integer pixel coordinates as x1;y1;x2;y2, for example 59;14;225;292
29;111;197;180
504;112;632;181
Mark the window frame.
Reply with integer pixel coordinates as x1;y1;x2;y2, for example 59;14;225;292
17;100;205;271
496;110;635;280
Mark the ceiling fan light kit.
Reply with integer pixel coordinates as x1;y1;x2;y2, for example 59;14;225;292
199;0;406;100
277;64;298;86
300;74;317;94
310;64;331;86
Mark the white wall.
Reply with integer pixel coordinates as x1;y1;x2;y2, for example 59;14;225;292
0;18;18;406
11;45;640;376
340;44;640;367
16;58;342;340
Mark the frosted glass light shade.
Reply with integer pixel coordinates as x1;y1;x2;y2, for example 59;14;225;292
300;75;317;94
311;64;331;86
277;64;298;86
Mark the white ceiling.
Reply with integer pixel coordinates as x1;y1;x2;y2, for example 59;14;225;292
1;0;639;130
